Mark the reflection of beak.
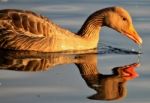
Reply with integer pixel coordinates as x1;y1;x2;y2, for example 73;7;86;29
122;25;142;45
122;63;140;80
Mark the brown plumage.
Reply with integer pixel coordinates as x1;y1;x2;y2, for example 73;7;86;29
0;7;142;52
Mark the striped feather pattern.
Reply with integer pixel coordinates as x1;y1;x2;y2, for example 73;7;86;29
0;9;74;37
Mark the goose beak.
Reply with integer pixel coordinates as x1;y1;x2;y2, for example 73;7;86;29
123;25;142;45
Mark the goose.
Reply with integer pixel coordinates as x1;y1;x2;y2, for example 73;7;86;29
0;6;142;52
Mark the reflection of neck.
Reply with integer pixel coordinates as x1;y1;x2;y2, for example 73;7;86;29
75;54;100;89
75;54;98;75
76;63;99;75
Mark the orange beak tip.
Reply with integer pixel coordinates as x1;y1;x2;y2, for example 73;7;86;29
122;25;143;45
136;36;143;45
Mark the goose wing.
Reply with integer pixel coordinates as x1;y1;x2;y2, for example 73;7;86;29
0;9;59;37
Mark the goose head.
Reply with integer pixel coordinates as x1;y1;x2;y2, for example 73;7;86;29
103;7;142;45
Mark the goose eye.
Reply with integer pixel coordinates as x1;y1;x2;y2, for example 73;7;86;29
122;17;127;21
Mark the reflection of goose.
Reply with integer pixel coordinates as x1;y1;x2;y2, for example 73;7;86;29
0;50;139;101
0;7;142;52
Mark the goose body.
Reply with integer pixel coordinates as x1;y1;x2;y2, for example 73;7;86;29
0;7;142;52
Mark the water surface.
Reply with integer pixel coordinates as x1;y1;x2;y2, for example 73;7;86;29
0;0;149;103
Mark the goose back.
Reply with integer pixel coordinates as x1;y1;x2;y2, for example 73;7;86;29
0;9;74;37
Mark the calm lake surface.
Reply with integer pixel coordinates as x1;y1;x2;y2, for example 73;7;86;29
0;0;150;103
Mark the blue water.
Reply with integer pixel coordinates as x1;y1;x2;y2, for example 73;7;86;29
0;0;149;103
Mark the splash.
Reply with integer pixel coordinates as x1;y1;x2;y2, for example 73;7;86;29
98;43;141;55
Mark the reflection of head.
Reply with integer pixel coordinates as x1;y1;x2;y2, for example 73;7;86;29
78;63;139;101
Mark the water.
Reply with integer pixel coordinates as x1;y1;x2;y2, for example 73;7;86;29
0;0;149;103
